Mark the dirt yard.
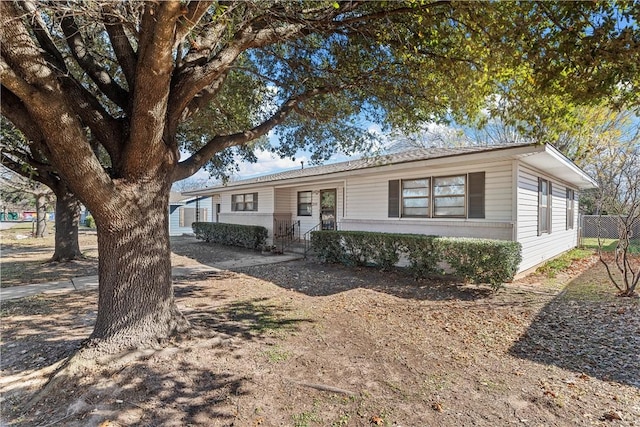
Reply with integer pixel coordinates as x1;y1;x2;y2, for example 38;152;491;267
1;234;639;426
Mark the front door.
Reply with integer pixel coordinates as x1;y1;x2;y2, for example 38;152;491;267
320;189;336;230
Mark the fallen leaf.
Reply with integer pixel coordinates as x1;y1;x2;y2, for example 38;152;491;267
432;401;443;412
370;415;384;425
578;373;590;381
601;411;623;421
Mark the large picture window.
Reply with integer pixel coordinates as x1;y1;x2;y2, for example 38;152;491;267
231;192;258;211
402;178;430;217
433;175;466;217
566;188;575;230
297;191;312;216
538;178;552;235
391;172;484;219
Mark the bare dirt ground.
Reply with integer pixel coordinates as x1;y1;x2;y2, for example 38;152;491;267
1;234;639;426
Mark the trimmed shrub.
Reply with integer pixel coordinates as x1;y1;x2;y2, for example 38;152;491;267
192;222;268;250
310;230;343;263
439;238;522;289
403;235;444;277
310;230;522;289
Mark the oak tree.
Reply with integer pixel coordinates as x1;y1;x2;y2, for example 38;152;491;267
1;118;83;259
1;1;638;352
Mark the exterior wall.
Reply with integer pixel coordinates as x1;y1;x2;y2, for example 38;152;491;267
516;164;579;272
214;187;276;243
339;218;514;239
274;181;345;238
195;155;586;274
339;159;515;240
169;197;213;236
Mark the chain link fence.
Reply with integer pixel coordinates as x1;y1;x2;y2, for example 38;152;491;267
580;214;640;244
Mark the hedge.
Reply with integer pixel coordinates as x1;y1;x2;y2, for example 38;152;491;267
192;222;268;250
310;230;522;289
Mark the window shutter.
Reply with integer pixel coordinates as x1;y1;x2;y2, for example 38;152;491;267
388;180;400;218
253;192;259;211
467;172;485;219
548;182;552;233
538;179;543;236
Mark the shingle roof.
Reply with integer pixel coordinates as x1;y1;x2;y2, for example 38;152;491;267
186;143;535;194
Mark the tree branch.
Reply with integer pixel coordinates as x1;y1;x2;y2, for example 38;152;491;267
1;151;57;189
58;77;123;164
124;1;183;178
102;6;138;89
0;1;118;216
60;15;129;110
173;1;215;49
168;19;307;135
1;86;43;142
172;86;335;182
19;0;67;72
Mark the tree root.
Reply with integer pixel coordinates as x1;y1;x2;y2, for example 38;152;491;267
21;324;232;418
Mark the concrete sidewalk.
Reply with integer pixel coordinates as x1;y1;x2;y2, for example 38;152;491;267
1;253;303;301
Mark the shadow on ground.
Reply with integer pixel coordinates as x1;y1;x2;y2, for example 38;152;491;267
2;273;311;426
0;293;95;375
170;237;496;302
174;272;312;340
236;261;495;301
510;266;640;388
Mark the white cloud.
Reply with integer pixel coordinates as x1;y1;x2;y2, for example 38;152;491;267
234;149;309;178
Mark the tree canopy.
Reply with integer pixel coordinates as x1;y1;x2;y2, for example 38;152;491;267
3;1;638;191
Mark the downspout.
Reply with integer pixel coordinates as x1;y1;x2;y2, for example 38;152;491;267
512;160;519;242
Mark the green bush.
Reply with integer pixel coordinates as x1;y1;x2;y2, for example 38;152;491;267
84;215;95;228
310;230;343;263
404;235;444;277
192;222;268;250
439;238;522;289
310;230;522;289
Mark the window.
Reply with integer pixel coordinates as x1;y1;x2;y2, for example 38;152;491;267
402;178;430;217
390;172;485;219
433;175;466;217
538;178;552;235
566;189;575;230
297;191;312;216
179;207;207;227
231;192;258;211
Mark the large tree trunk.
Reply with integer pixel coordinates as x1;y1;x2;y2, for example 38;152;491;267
34;193;48;237
88;184;188;352
51;191;82;261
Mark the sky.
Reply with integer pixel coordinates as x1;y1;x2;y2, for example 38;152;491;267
176;141;358;192
175;124;384;190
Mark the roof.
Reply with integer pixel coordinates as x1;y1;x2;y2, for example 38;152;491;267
169;191;190;204
183;143;597;196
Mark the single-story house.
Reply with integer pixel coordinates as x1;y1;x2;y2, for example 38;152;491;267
168;192;214;236
183;143;597;273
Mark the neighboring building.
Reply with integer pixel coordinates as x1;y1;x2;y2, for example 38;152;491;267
183;143;597;273
169;192;214;236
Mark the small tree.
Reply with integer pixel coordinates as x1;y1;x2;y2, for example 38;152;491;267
0;167;52;237
596;143;640;297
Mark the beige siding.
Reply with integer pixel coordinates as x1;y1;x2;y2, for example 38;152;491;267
275;182;344;236
217;187;275;240
517;165;579;272
274;188;292;214
340;218;514;240
344;160;514;221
